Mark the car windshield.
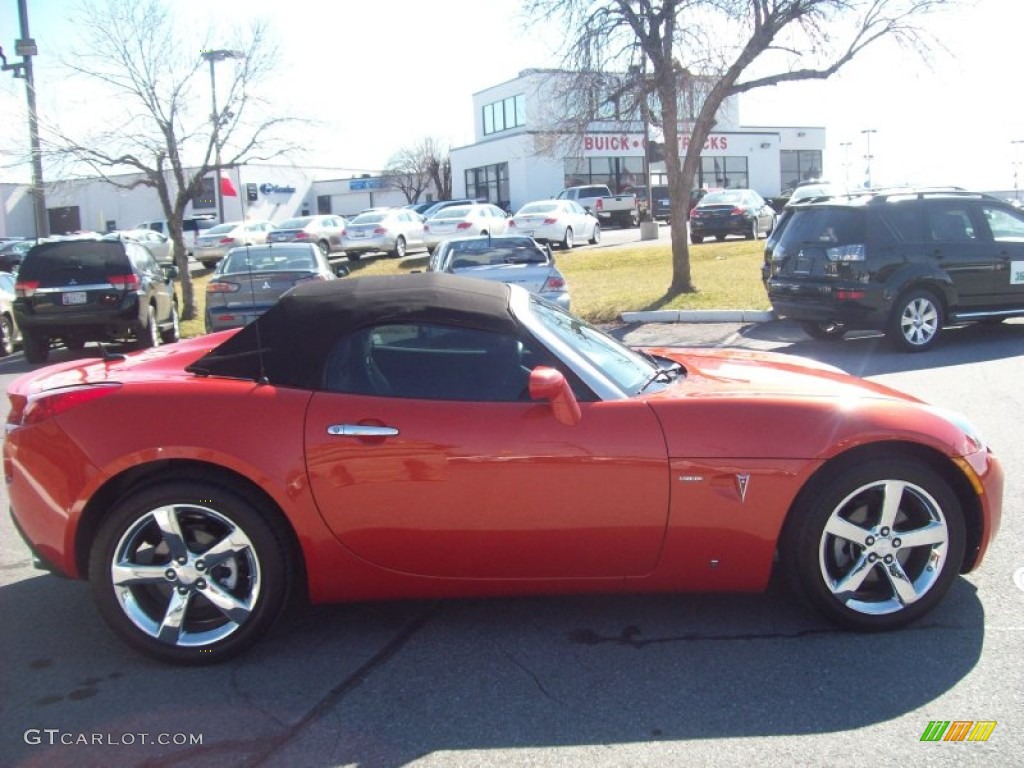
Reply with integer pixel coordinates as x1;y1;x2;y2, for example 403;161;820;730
433;207;471;219
701;190;747;206
528;297;659;395
207;223;237;235
351;214;384;224
221;248;314;273
280;217;314;228
519;203;557;215
448;240;547;267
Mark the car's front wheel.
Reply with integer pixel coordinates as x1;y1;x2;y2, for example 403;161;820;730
561;228;575;249
89;480;293;664
781;457;964;631
390;236;407;259
746;220;759;240
0;314;14;357
589;224;601;245
137;305;160;349
161;302;180;344
887;289;943;352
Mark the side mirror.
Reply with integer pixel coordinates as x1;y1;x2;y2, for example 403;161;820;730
162;265;178;279
334;264;350;277
528;366;581;426
583;206;593;215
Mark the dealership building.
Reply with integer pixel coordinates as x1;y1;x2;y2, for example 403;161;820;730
0;69;825;238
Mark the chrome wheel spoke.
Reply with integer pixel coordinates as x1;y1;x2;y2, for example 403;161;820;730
200;530;250;568
824;516;871;545
202;582;252;624
897;521;947;549
882;559;920;605
878;480;906;530
151;506;189;561
831;553;874;595
112;562;170;587
156;589;190;645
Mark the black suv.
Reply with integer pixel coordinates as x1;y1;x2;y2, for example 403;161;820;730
13;238;180;363
764;189;1024;351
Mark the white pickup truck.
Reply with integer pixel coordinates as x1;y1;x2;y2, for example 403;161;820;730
556;185;639;228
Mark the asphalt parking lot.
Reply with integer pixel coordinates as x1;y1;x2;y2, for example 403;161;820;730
0;311;1020;767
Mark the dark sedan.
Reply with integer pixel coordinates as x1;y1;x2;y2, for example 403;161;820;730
204;243;347;332
689;189;776;243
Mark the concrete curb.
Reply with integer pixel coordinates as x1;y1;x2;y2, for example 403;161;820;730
620;309;775;324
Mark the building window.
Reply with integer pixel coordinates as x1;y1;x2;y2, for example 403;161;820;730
482;94;526;136
697;156;748;190
781;150;822;193
564;156;647;194
193;177;215;210
465;162;510;210
317;195;332;215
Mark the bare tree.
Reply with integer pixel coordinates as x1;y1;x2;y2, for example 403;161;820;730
43;0;303;319
524;0;950;295
382;141;434;203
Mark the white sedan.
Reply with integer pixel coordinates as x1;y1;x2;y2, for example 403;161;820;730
423;203;510;252
508;199;601;249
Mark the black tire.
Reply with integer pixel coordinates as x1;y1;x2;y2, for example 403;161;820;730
630;211;640;228
887;288;943;352
64;337;86;351
161;302;181;344
715;234;727;242
0;314;14;357
690;234;704;245
346;252;361;262
801;320;847;341
561;228;575;249
746;220;759;240
201;260;217;270
137;305;160;349
88;479;293;664
781;457;964;631
589;224;601;245
22;331;48;364
317;240;330;256
390;236;407;259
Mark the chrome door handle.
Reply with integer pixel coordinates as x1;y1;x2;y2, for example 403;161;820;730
327;424;399;437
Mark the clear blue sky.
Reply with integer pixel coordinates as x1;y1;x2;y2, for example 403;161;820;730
1;0;1019;192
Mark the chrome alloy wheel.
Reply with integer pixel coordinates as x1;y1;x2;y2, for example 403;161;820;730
110;504;261;647
897;295;940;348
818;479;949;616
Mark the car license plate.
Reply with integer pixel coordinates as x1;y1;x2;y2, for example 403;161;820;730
62;291;87;305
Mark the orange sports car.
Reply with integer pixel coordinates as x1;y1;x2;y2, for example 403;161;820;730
5;274;1002;664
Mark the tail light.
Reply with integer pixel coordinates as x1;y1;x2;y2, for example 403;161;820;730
508;220;517;229
295;273;328;284
423;223;431;232
206;281;240;294
596;199;605;210
456;222;472;230
7;383;122;428
219;237;236;245
689;208;698;218
15;279;39;298
543;218;558;225
341;229;348;236
732;207;745;215
108;274;141;291
294;232;310;239
373;227;388;235
542;275;566;292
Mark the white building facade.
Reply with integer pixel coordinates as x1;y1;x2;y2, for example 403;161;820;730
450;69;826;212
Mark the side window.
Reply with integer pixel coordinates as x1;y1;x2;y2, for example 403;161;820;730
880;203;923;242
324;323;543;402
925;206;977;243
980;205;1024;242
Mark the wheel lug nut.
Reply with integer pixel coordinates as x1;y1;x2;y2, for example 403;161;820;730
868;553;878;562
176;586;188;595
880;527;890;536
164;569;176;580
865;536;875;546
196;578;207;590
884;555;894;564
177;557;187;565
892;538;901;548
195;560;205;572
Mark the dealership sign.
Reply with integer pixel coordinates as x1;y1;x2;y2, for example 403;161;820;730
258;183;297;195
582;133;730;157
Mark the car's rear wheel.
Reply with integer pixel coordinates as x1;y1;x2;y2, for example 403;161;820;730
317;240;330;256
137;305;160;349
561;228;574;249
715;234;727;242
161;302;180;344
21;330;48;364
0;314;14;357
690;234;704;244
390;236;406;259
781;458;964;631
746;220;759;240
89;480;292;664
202;260;217;270
801;320;847;341
589;224;601;245
887;289;943;352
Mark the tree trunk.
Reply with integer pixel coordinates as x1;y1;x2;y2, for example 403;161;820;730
166;218;196;321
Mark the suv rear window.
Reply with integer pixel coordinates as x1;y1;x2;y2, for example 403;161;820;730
19;241;130;286
778;207;866;248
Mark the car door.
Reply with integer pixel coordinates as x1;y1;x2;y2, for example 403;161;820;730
922;201;998;306
127;243;173;322
977;201;1024;304
304;322;670;580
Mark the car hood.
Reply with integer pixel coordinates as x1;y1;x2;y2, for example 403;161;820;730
640;347;979;460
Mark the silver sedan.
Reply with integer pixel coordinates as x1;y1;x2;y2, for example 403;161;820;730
341;209;425;260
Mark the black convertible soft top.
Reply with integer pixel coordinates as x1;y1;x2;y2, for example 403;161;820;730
188;273;518;388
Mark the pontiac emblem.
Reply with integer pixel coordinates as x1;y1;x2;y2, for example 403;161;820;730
735;473;750;502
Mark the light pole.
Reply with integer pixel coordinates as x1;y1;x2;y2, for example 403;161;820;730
1;0;48;238
202;49;245;223
839;141;852;190
861;129;877;189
